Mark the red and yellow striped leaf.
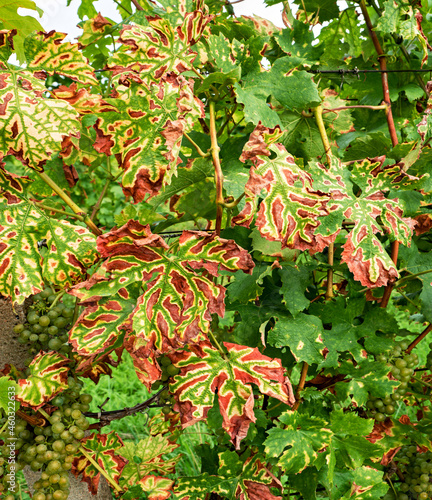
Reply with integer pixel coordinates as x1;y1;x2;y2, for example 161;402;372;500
310;157;416;287
175;453;282;500
70;221;253;362
169;341;295;448
232;125;331;253
0;65;79;170
0;167;98;304
107;10;210;83
94;74;204;201
136;476;173;500
69;284;139;356
72;431;127;495
16;351;69;409
24;31;98;85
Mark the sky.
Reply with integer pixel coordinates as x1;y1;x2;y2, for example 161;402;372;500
23;0;286;41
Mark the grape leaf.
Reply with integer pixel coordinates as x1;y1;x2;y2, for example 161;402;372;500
0;166;98;304
107;10;210;83
16;351;70;409
264;411;332;474
120;435;179;490
0;1;43;62
169;341;294;448
94;74;204;201
232;124;332;253
69;221;254;386
310;157;416;287
175;453;282;500
267;313;325;365
0;64;80;170
69;284;140;357
135;476;173;500
72;431;127;495
234;58;321;127
24;31;98;85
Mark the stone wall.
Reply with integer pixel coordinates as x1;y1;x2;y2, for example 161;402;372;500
0;296;112;500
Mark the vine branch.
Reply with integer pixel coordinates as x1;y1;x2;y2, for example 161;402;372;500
406;324;432;354
292;362;309;411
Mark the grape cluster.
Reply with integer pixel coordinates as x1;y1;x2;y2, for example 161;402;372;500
14;288;74;357
366;340;418;421
394;446;432;499
0;381;92;500
152;356;179;414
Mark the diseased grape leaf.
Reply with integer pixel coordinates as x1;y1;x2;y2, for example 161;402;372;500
232;124;332;253
0;166;98;304
120;434;178;497
94;74;204;202
0;64;80;171
69;221;254;387
309;157;416;288
24;31;98;85
0;1;43;62
107;10;211;83
264;411;331;474
72;431;127;495
278;264;313;317
16;351;69;409
169;341;294;448
175;452;282;500
69;284;140;357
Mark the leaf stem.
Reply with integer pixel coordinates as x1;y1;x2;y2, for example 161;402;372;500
396;268;432;286
183;132;210;157
78;445;123;493
207;329;226;357
324;104;388;113
35;171;102;236
190;66;205;81
209;100;224;236
406;324;432;354
34;203;85;222
91;181;110;221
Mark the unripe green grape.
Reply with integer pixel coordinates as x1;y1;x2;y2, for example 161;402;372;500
166;364;180;376
62;308;74;318
74;429;85;440
80;394;92;404
162;406;171;415
27;313;40;324
13;323;25;334
375;412;386;422
29;333;39;342
52;422;65;434
48;338;62;350
39;315;50;327
34;434;45;443
52;440;65;452
30;459;42;470
33;492;46;500
47;295;56;303
39;333;49;343
48;310;59;320
54;317;68;329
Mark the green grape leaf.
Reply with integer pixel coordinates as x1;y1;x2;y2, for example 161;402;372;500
0;65;80;170
0;167;98;304
264;411;332;474
232;124;332;253
326;410;383;487
69;221;254;377
175;453;282;500
120;435;179;489
278;264;313;317
0;375;19;413
16;351;70;409
0;1;43;62
94;74;204;202
335;359;398;407
107;10;210;83
267;313;325;365
72;431;127;495
24;31;98;85
170;341;294;448
295;0;339;23
310;157;416;287
234;58;321;127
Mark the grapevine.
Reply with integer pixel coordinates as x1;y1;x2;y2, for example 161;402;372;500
1;0;432;499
